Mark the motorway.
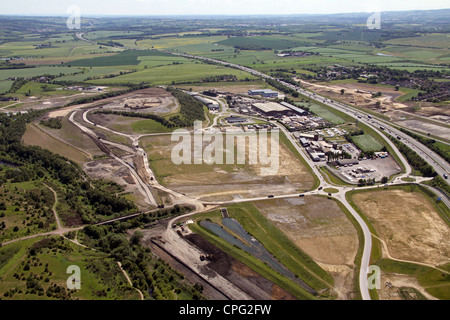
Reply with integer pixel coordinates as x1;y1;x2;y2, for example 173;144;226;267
63;36;449;300
164;50;450;300
169;50;449;181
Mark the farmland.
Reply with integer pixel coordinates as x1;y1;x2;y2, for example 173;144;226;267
0;66;81;81
0;10;449;303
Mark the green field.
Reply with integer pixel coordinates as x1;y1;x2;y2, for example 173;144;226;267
302;102;348;124
0;80;13;93
352;133;384;152
87;60;257;85
113;118;173;134
68;50;173;67
55;66;135;82
217;36;313;51
0;66;81;81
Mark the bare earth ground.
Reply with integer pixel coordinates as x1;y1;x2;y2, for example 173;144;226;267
378;272;438;300
141;134;315;201
93;87;179;115
184;233;297;300
253;196;359;299
394;119;450;140
352;189;450;266
83;158;152;208
299;80;450;118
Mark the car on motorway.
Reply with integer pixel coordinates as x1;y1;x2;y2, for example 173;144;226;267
299;194;305;197
268;195;274;198
318;187;323;190
444;174;448;179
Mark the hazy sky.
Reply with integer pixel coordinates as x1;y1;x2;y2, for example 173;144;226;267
0;0;449;16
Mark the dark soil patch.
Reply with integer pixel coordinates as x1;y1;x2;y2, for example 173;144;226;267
185;233;297;300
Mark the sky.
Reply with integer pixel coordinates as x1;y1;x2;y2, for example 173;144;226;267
0;0;449;16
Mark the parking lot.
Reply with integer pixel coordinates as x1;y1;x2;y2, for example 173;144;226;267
331;155;401;183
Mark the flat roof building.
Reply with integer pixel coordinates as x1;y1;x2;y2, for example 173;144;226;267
252;102;290;117
280;102;308;115
225;116;247;124
300;138;310;147
248;89;279;98
336;159;360;166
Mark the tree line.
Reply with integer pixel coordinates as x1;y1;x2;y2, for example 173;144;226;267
387;134;436;177
399;128;450;164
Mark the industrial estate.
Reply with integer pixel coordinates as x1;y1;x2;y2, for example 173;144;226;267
0;5;449;307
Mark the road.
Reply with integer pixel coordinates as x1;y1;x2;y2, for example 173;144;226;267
8;35;449;300
69;109;158;207
162;50;450;300
166;50;448;181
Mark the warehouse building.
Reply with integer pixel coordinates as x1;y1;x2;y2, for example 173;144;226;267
248;89;279;98
252;102;290;117
336;159;360;166
280;102;308;115
225;116;247;124
192;95;220;111
300;138;310;147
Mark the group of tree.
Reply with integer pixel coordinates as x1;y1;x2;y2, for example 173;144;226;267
399;128;450;164
0;111;136;224
388;134;436;177
83;222;204;300
39;117;62;129
166;87;206;127
266;78;299;97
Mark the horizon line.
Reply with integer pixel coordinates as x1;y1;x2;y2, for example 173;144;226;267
1;7;449;18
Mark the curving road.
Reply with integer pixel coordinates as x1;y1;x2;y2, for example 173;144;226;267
40;35;450;299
